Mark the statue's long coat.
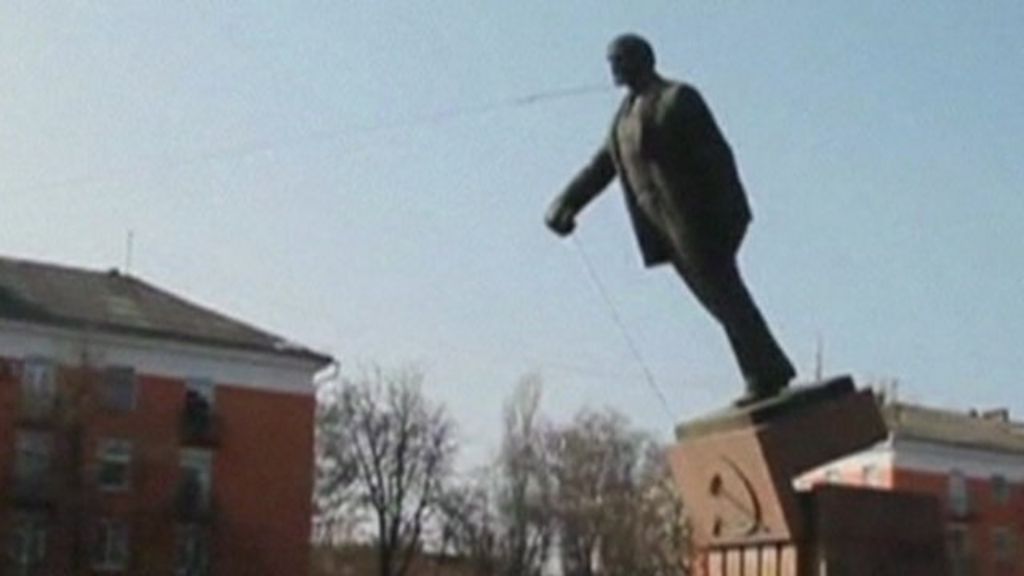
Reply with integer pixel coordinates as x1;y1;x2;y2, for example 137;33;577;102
556;79;752;268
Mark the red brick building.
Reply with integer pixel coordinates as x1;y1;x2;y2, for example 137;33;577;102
0;256;332;575
798;400;1024;576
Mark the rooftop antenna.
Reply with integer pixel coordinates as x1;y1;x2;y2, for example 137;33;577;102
124;229;135;275
814;333;824;382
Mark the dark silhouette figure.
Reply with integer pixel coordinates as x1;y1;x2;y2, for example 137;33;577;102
545;34;795;405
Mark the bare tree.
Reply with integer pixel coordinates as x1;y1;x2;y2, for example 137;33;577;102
439;375;554;576
549;409;690;576
314;387;362;545
494;374;554;576
633;445;692;576
437;478;500;576
316;366;456;576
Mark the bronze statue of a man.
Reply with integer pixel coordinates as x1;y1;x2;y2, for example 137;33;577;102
545;34;795;405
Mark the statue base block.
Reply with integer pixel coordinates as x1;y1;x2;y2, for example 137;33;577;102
668;376;885;545
667;375;950;575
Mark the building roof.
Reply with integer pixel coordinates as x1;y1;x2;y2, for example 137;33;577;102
0;255;332;365
884;401;1024;454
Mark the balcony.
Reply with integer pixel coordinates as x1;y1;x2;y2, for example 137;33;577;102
175;477;215;524
181;392;219;447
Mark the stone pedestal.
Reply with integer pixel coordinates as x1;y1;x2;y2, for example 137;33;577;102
667;376;949;575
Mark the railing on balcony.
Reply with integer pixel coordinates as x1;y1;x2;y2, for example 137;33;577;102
181;392;219;447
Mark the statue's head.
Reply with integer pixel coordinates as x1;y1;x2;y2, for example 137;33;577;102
607;33;656;90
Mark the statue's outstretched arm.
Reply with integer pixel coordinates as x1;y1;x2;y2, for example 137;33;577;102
545;146;615;236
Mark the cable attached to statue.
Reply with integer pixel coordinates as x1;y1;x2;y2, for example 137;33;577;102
569;235;677;424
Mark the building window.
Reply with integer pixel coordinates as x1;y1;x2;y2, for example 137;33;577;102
947;524;973;576
175;524;210;576
96;439;133;492
991;474;1011;505
14;431;53;483
949;469;970;517
92;519;129;572
178;449;213;515
20;358;56;418
102;366;136;412
993;526;1017;567
6;513;47;572
183;378;217;444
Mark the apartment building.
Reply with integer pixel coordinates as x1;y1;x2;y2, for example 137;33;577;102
0;256;332;575
799;399;1024;576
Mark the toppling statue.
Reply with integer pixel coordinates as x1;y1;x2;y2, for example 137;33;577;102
545;34;795;405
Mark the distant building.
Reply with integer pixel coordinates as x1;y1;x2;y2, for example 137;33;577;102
798;399;1024;576
0;256;332;575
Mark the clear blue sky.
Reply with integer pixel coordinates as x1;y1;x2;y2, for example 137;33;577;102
4;2;1024;462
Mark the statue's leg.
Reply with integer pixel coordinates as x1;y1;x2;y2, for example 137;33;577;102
670;254;796;400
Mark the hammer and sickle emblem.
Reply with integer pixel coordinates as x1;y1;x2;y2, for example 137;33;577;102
708;456;763;538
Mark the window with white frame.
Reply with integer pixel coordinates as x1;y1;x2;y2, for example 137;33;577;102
993;526;1017;567
102;366;136;412
180;449;213;509
20;358;56;417
991;474;1011;505
175;524;210;576
6;513;47;572
96;439;133;491
14;431;53;484
947;524;973;576
92;519;129;572
949;469;970;516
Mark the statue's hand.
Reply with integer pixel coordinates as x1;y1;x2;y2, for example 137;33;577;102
544;201;576;237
